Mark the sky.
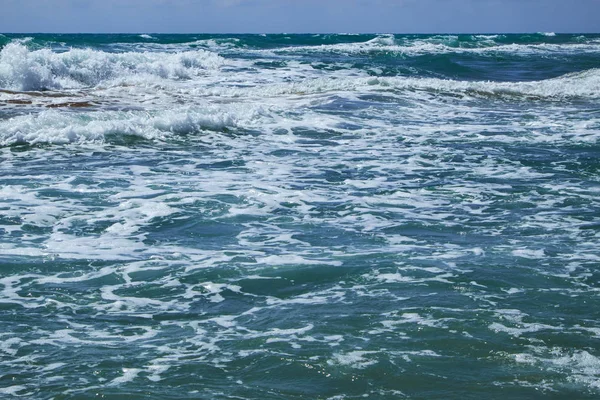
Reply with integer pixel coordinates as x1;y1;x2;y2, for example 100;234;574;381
0;0;598;34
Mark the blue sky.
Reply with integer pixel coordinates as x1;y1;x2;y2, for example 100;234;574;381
1;0;598;33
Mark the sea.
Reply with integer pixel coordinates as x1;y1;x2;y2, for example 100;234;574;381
0;33;599;399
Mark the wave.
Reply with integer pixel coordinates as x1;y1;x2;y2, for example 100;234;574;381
378;68;600;99
3;68;597;146
193;68;600;101
264;34;600;57
0;104;261;146
0;42;224;91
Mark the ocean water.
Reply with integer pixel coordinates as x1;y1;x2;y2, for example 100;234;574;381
0;33;599;399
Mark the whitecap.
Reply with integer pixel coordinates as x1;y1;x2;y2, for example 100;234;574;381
108;368;142;386
329;350;378;369
0;42;224;91
0;104;258;145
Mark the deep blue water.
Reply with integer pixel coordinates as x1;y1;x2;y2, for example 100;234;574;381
0;33;600;399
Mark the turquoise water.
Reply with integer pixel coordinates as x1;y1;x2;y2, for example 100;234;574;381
1;33;600;399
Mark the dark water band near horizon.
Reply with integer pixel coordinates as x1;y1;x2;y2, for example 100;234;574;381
0;33;599;399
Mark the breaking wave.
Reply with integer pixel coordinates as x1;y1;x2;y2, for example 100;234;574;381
266;34;600;56
0;42;224;91
217;69;600;100
0;105;261;145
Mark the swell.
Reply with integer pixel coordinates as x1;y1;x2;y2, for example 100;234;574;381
2;68;599;146
1;34;599;147
2;39;599;92
3;33;599;53
203;68;600;100
2;34;599;93
265;35;600;57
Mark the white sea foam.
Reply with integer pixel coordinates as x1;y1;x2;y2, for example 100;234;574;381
108;368;141;386
0;42;223;91
329;351;378;369
41;363;66;372
1;33;599;397
0;337;23;356
0;386;30;396
145;364;170;382
0;104;259;145
259;254;342;266
489;309;563;338
512;249;546;259
2;38;598;112
262;34;600;57
361;70;600;99
509;348;600;391
193;69;600;101
1;62;598;148
489;321;560;337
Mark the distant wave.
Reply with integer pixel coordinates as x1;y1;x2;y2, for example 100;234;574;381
261;34;600;57
368;69;600;99
203;69;600;100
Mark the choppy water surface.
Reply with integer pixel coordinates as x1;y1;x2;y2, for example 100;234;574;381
1;33;600;399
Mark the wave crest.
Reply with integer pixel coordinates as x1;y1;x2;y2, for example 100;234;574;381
0;42;224;91
267;34;600;57
231;68;600;100
0;104;260;146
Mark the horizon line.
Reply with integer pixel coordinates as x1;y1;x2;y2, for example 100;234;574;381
2;31;598;35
